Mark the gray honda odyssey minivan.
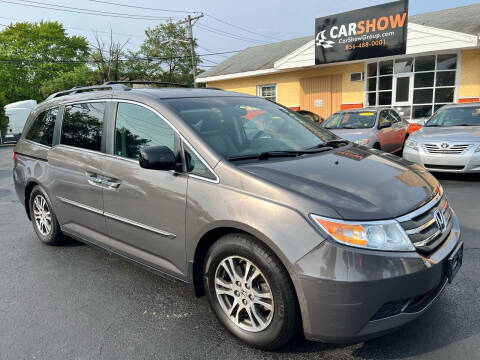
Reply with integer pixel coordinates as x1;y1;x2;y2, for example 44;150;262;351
13;83;463;350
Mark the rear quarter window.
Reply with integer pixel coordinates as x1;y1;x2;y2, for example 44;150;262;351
25;107;58;146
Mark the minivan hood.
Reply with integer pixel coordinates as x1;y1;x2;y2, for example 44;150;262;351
239;146;438;221
326;128;373;142
412;126;480;142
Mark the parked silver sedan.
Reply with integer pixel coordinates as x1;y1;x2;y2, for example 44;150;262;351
403;103;480;172
322;108;409;153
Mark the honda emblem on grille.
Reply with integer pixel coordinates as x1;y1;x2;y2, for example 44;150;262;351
441;143;450;149
434;210;447;232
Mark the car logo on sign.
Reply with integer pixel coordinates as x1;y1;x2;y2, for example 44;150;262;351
434;210;447;232
441;143;450;149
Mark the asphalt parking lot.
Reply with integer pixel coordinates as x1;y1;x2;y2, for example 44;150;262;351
1;145;479;360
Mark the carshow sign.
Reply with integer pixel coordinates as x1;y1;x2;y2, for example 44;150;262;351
315;1;408;64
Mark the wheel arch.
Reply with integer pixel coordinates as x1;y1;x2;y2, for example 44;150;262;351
24;180;40;220
190;223;293;299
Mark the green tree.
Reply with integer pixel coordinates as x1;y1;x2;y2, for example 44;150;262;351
125;21;200;86
39;65;98;98
0;92;8;143
0;21;89;102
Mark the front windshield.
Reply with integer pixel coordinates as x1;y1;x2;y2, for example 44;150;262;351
165;97;337;158
426;106;480;127
323;112;376;129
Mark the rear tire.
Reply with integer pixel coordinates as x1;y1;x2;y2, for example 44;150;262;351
29;185;64;246
203;233;299;350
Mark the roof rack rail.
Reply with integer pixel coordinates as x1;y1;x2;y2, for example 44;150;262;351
47;84;129;100
103;81;190;88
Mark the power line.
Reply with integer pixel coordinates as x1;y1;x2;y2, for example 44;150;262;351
87;0;282;42
205;14;283;42
15;0;179;19
196;24;269;44
88;0;200;14
1;0;181;21
198;45;230;58
200;58;218;65
0;50;240;64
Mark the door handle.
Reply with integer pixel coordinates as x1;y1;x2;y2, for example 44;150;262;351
87;174;104;187
86;173;121;189
102;180;121;189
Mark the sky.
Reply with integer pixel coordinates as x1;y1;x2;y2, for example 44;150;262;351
1;0;479;69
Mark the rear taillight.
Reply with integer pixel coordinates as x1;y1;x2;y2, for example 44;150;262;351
13;151;16;161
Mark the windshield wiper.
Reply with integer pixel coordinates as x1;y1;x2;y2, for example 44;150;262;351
228;147;333;161
307;139;349;150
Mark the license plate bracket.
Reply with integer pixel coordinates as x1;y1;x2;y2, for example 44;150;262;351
447;242;463;283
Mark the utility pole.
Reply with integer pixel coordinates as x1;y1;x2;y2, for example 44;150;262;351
179;13;203;87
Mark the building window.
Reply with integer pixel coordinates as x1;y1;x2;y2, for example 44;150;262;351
257;84;277;102
366;54;457;119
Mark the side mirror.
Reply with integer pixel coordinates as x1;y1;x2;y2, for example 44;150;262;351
417;119;426;126
378;120;392;129
139;146;177;171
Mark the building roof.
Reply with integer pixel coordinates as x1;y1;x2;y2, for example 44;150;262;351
199;4;480;80
409;3;480;37
200;36;311;78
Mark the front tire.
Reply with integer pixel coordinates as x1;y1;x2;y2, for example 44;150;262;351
204;233;299;350
29;185;64;245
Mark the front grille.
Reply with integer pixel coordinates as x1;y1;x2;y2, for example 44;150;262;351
397;192;453;253
423;143;472;154
424;164;465;171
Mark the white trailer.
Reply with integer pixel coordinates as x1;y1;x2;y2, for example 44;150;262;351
3;100;37;144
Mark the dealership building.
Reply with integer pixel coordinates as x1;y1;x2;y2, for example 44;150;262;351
197;3;480;121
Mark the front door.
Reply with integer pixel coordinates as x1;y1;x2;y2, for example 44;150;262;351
393;74;413;106
377;109;397;153
102;101;188;278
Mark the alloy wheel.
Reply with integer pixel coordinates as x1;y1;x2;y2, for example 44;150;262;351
214;256;274;332
33;194;52;236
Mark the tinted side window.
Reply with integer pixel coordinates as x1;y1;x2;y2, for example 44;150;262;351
25;107;58;146
184;144;216;180
390;110;402;123
61;103;105;151
115;102;175;159
378;111;391;127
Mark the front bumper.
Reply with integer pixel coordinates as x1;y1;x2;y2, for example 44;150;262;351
403;144;480;172
293;214;461;343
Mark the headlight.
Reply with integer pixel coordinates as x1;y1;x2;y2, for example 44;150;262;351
475;145;480;152
405;139;418;151
354;138;370;145
310;215;415;251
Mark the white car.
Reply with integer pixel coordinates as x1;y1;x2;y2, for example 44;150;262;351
403;103;480;172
